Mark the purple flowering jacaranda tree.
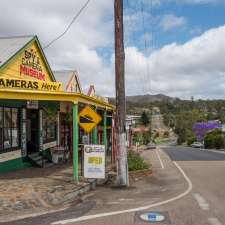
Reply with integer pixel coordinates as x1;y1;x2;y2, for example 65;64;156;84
193;121;220;141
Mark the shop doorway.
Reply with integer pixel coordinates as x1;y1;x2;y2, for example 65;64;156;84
27;109;39;154
60;113;72;152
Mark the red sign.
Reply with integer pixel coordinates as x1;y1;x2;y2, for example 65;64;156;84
20;49;46;81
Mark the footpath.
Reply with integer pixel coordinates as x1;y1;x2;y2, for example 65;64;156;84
46;149;188;225
0;163;96;222
0;148;190;225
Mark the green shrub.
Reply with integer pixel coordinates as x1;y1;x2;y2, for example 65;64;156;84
143;131;151;145
187;136;196;146
204;134;214;149
214;135;224;149
208;128;223;136
204;129;225;149
128;150;149;171
177;136;185;145
163;131;169;138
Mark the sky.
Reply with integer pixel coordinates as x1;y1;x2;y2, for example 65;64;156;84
1;0;225;99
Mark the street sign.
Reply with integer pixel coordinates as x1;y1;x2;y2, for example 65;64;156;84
84;145;105;179
78;106;102;133
140;212;165;223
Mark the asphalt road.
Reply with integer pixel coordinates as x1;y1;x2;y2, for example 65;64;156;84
163;146;225;161
160;146;225;225
3;146;225;225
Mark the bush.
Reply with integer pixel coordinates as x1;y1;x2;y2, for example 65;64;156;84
128;150;149;171
187;136;196;146
204;134;214;149
177;136;185;145
204;129;225;149
163;131;169;138
214;135;224;149
143;131;151;145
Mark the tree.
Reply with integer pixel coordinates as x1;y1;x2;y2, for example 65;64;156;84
193;121;220;141
204;128;224;149
133;132;143;145
140;111;150;126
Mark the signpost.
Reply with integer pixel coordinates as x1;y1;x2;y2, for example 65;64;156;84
84;145;105;179
78;106;102;133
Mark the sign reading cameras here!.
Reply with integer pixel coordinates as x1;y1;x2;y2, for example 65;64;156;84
84;145;105;179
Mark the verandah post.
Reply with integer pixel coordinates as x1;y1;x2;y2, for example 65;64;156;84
103;110;107;150
92;106;98;144
72;103;79;182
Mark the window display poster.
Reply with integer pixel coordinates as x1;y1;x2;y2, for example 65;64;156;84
84;145;105;179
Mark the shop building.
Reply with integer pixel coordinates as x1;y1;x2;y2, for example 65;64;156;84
0;35;114;179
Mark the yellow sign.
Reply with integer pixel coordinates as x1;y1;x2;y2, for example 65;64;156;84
78;106;102;133
1;41;54;82
0;77;62;92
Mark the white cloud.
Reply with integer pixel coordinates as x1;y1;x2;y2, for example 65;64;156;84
0;1;225;99
124;25;225;99
181;0;224;4
152;0;225;5
160;14;187;31
0;0;114;96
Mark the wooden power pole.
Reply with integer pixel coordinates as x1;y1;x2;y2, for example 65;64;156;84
114;0;129;186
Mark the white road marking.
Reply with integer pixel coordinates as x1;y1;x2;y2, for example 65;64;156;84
192;193;209;210
51;161;192;225
119;198;133;201
107;202;120;205
208;217;222;225
156;149;165;169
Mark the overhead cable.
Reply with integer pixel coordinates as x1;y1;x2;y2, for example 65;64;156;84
44;0;91;49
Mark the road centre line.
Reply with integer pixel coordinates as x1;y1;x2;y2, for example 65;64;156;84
51;161;192;225
156;148;165;169
192;193;209;210
208;217;222;225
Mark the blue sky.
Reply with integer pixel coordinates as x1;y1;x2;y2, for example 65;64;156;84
124;0;225;51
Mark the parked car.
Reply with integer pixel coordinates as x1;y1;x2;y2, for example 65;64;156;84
146;142;156;150
190;142;203;148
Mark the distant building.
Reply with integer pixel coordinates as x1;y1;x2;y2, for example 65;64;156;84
125;115;141;147
54;70;82;93
87;84;109;103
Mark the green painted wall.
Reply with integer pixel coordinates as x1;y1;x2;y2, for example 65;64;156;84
39;101;59;111
0;157;32;173
0;100;26;107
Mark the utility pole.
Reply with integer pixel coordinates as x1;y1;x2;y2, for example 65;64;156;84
114;0;129;186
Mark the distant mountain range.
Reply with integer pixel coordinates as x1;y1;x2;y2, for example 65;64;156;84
109;94;177;104
126;94;176;103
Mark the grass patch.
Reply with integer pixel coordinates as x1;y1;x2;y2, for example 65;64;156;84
128;150;150;171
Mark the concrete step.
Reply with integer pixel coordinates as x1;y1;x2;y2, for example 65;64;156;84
28;152;54;168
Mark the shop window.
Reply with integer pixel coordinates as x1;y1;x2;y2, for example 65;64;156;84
60;113;71;149
0;107;3;150
43;110;57;144
0;107;19;153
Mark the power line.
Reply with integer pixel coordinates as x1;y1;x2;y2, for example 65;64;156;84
44;0;91;49
140;0;151;94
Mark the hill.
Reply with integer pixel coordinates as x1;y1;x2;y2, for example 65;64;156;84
109;94;177;114
125;94;176;103
109;94;176;104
